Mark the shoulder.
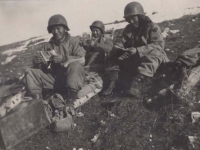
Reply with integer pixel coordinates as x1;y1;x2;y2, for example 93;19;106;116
123;24;132;33
150;23;162;33
103;36;113;43
66;36;83;48
42;42;52;50
68;36;81;44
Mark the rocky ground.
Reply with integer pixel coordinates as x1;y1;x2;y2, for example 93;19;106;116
0;13;200;150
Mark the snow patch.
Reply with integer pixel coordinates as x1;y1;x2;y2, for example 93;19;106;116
105;22;128;31
1;55;17;65
149;7;200;23
1;34;51;65
105;7;200;32
27;34;52;47
2;34;51;56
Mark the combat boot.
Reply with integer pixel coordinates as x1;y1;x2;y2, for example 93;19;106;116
66;89;78;103
101;70;119;96
125;74;147;98
126;80;140;97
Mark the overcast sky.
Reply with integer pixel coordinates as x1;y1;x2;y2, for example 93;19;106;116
0;0;200;46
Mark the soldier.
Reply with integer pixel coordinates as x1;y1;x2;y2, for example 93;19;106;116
101;2;169;97
84;21;113;69
25;14;86;100
144;45;200;107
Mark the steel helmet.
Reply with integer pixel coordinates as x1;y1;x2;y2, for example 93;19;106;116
47;14;70;33
90;20;105;34
124;2;145;18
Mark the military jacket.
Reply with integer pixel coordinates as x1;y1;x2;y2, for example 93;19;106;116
85;36;113;65
116;21;168;62
41;33;85;73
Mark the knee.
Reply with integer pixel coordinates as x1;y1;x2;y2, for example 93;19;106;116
67;62;83;70
25;68;41;79
26;68;36;75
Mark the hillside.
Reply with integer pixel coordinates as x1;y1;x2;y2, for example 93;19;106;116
0;13;200;150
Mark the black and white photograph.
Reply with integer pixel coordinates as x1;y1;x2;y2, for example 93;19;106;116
0;0;200;149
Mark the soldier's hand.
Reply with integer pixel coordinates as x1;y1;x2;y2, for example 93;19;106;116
118;52;132;60
52;55;63;63
86;39;95;47
85;39;91;45
33;55;44;64
118;48;137;60
82;40;89;47
126;47;137;54
114;42;124;49
90;40;95;47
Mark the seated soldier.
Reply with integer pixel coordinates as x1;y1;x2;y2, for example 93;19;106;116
25;14;86;101
101;2;169;97
172;44;200;90
145;45;200;107
83;21;113;70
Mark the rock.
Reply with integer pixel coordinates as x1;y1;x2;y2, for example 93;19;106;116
169;23;175;26
162;28;170;38
76;112;84;117
91;133;100;143
17;72;22;76
170;29;180;34
188;136;198;148
191;112;200;123
100;120;106;126
164;27;170;32
162;31;168;38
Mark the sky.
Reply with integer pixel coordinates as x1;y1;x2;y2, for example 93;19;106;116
0;0;200;46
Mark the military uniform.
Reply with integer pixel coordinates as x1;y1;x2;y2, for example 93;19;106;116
101;2;169;96
107;19;168;77
84;20;113;73
176;45;200;67
85;36;113;66
26;33;86;96
146;45;200;106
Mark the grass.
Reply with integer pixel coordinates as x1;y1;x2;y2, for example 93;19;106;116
0;13;200;150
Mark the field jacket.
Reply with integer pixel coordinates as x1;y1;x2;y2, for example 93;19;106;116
41;33;86;73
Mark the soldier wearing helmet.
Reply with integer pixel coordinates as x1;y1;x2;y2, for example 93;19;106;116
101;2;169;97
83;20;113;70
25;14;86;101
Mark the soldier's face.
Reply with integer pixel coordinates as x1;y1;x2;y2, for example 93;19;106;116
91;28;102;38
51;25;66;41
125;15;139;28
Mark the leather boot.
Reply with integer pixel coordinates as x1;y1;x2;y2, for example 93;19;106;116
125;74;147;98
32;93;43;100
101;70;119;96
66;89;78;103
126;81;140;97
101;81;116;96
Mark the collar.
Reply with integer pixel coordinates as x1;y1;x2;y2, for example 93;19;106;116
49;32;71;46
96;35;105;43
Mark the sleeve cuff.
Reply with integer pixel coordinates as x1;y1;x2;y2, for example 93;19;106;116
136;48;144;57
61;56;68;62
